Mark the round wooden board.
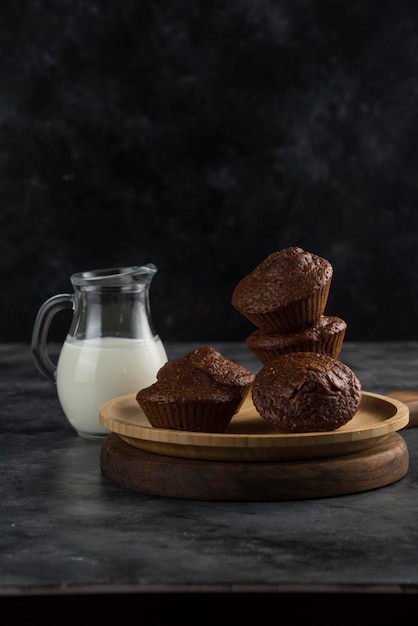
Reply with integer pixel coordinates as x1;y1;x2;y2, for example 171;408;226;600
100;432;409;501
99;391;409;462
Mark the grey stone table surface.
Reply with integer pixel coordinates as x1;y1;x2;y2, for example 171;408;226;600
2;341;418;607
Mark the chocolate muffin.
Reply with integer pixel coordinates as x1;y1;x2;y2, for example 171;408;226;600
136;347;254;433
231;247;333;332
252;352;361;433
176;345;254;404
247;316;347;365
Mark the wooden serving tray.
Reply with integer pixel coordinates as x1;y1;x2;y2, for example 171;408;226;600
386;390;418;427
100;431;409;501
99;391;409;462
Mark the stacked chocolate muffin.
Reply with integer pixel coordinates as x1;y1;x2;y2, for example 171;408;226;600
251;351;362;433
232;247;361;433
232;247;346;365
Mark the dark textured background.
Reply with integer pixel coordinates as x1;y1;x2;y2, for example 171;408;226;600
1;0;418;344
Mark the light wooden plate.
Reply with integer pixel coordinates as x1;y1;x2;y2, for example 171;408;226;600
99;391;409;462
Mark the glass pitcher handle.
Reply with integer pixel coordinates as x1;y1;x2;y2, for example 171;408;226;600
31;294;74;382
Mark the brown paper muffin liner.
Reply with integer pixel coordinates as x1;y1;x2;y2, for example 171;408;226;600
247;326;346;365
138;399;240;433
242;280;332;333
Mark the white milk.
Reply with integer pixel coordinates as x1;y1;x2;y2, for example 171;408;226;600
56;336;167;438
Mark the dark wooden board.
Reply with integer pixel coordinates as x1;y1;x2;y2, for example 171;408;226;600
100;432;409;501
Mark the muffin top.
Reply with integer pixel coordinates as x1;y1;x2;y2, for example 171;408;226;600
232;247;333;314
176;345;254;390
138;361;241;403
247;316;346;349
137;346;254;405
252;351;361;433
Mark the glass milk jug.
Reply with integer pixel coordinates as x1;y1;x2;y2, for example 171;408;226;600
31;264;167;439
